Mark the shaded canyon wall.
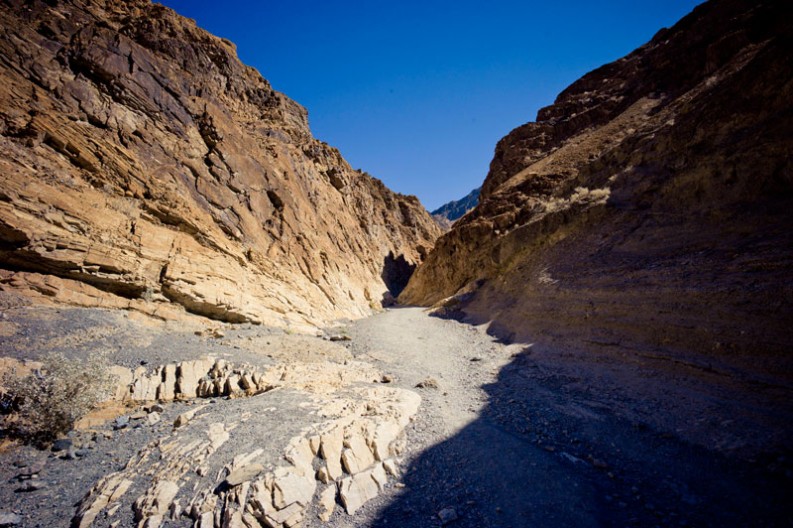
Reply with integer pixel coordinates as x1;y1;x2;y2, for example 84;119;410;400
401;0;793;386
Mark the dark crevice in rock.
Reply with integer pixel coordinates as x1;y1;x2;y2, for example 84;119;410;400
381;251;416;300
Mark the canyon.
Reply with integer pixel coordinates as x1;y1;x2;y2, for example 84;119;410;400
1;0;791;527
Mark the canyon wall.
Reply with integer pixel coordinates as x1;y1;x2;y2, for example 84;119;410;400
0;0;441;329
402;0;793;383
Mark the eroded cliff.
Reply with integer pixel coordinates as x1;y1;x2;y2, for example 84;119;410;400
402;0;793;383
0;0;441;329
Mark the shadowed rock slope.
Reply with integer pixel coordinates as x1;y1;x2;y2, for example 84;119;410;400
0;0;440;329
402;0;793;395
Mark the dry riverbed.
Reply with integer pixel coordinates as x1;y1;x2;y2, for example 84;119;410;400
0;304;791;527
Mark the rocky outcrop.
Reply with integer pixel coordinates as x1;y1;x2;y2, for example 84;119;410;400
72;357;420;528
402;0;793;385
0;0;440;329
431;187;480;227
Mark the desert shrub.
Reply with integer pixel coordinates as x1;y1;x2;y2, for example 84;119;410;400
1;351;117;445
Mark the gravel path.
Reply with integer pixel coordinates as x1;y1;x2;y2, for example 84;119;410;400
331;307;792;527
1;305;791;527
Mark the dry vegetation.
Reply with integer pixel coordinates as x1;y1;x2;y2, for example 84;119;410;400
1;351;117;445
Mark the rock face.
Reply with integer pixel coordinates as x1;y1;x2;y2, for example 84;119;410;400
402;0;793;380
0;0;440;329
431;187;480;227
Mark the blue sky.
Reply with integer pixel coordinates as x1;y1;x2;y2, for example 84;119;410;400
157;1;702;210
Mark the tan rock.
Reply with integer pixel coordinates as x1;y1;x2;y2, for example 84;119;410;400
316;466;332;484
370;463;388;491
226;510;245;528
72;474;134;528
308;435;321;455
284;437;315;477
225;374;241;396
371;422;401;461
140;514;163;528
341;434;375;475
197;511;214;528
108;366;134;401
338;469;380;515
176;357;215;398
157;364;177;401
173;404;208;428
265;502;304;528
133;480;180;521
242;512;261;528
207;422;230;449
318;485;336;522
272;468;315;509
226;463;265;487
248;478;276;519
319;427;344;480
382;459;400;477
132;371;160;402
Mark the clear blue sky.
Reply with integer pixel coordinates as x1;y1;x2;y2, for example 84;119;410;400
157;1;702;211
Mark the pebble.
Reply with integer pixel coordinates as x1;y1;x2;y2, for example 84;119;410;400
113;416;130;430
16;461;44;479
16;480;46;492
146;412;161;426
438;507;458;524
51;439;72;452
415;377;439;389
590;457;608;469
0;512;21;526
225;463;264;486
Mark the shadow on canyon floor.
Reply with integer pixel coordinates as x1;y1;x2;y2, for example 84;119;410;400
374;344;793;527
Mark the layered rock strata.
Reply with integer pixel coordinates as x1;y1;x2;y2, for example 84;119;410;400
402;0;793;385
0;0;440;329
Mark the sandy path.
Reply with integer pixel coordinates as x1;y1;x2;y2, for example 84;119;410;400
344;307;598;527
335;306;791;528
1;305;789;527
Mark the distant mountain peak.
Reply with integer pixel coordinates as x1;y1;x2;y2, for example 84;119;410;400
431;187;481;227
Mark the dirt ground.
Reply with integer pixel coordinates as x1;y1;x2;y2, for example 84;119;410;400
0;304;791;527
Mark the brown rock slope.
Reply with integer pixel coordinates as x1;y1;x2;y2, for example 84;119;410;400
402;0;793;386
0;0;440;329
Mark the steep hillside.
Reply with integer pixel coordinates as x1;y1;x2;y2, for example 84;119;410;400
0;0;441;330
402;0;793;387
431;187;480;226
